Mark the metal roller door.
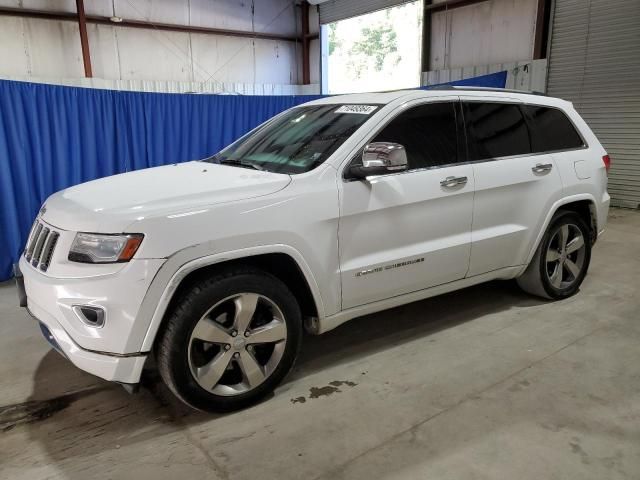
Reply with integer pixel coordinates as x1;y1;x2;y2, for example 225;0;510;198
546;0;640;208
318;0;414;24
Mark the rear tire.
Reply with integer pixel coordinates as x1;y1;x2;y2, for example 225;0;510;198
517;211;591;300
156;267;302;412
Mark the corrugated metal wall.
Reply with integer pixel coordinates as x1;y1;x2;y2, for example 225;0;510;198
318;0;411;24
547;0;640;208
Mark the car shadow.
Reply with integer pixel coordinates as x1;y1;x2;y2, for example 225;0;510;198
6;279;547;478
293;280;544;378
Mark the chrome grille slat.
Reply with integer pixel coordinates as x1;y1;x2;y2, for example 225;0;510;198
31;227;50;266
25;223;43;261
39;231;59;271
24;220;60;272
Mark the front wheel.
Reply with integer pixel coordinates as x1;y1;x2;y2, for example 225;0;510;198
156;267;302;412
517;211;592;300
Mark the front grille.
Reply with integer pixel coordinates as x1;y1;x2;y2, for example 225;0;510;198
25;220;60;272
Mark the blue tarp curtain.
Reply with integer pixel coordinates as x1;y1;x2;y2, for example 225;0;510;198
0;70;506;281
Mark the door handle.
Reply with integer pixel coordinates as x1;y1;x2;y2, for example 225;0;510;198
532;163;553;175
440;176;468;188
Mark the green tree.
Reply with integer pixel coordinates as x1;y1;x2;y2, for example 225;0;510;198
328;23;340;56
349;25;398;73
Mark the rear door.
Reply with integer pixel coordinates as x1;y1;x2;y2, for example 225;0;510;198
462;99;564;276
338;98;475;309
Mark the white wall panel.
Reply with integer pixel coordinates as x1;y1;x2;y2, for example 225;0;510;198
189;0;254;31
423;58;548;92
20;17;84;78
0;0;75;11
0;0;307;90
0;0;111;15
253;0;298;36
87;24;121;80
112;0;190;25
83;0;114;16
430;0;537;70
115;27;193;82
254;40;298;85
190;33;254;84
0;17;30;76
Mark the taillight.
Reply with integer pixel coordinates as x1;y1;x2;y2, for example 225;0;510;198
602;154;611;173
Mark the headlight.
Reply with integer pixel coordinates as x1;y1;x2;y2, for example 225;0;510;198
68;233;144;263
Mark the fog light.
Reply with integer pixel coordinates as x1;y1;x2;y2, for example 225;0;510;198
73;305;106;328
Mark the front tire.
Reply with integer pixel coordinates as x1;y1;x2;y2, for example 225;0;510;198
517;211;591;300
156;267;302;412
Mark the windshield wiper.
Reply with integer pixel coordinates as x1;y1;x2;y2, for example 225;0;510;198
219;159;264;171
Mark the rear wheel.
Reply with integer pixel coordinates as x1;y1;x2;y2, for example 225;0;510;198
156;268;302;412
517;211;591;300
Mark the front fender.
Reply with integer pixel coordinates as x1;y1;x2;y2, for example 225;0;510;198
122;243;325;353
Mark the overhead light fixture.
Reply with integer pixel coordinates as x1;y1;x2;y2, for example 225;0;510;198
109;16;123;23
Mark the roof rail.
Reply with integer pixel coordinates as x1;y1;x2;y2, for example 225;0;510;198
426;85;548;96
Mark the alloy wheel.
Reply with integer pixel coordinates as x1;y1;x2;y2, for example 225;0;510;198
545;223;587;289
187;293;287;396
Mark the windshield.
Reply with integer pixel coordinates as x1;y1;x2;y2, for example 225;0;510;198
206;104;379;174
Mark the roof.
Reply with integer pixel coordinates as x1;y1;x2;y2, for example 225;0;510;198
304;87;568;108
305;90;420;105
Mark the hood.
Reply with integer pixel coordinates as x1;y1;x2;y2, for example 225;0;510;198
41;162;291;232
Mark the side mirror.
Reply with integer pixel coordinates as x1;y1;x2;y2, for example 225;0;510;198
349;142;408;179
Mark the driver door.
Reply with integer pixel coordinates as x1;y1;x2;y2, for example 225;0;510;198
338;99;475;309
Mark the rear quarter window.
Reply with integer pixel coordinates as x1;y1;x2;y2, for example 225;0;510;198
463;102;531;160
521;105;585;153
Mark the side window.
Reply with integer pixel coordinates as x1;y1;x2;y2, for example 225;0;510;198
372;102;458;169
522;105;585;153
463;102;531;160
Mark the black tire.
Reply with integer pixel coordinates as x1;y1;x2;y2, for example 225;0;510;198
155;266;302;412
517;211;592;300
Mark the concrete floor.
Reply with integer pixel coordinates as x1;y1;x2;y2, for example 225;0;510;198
1;208;639;480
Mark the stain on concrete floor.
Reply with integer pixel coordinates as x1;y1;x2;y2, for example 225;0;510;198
307;380;358;400
0;387;108;432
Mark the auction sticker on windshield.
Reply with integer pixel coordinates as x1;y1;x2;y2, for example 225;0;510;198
335;105;378;115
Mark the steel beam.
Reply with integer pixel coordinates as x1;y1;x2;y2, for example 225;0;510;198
301;1;311;85
75;0;92;78
0;7;318;43
421;0;433;77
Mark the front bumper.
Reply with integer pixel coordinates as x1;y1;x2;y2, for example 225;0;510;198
27;306;147;384
18;254;165;384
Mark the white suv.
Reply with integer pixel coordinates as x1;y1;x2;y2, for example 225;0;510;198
17;88;610;411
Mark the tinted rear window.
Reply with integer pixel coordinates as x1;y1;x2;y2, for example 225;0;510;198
522;105;585;153
463;102;531;160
